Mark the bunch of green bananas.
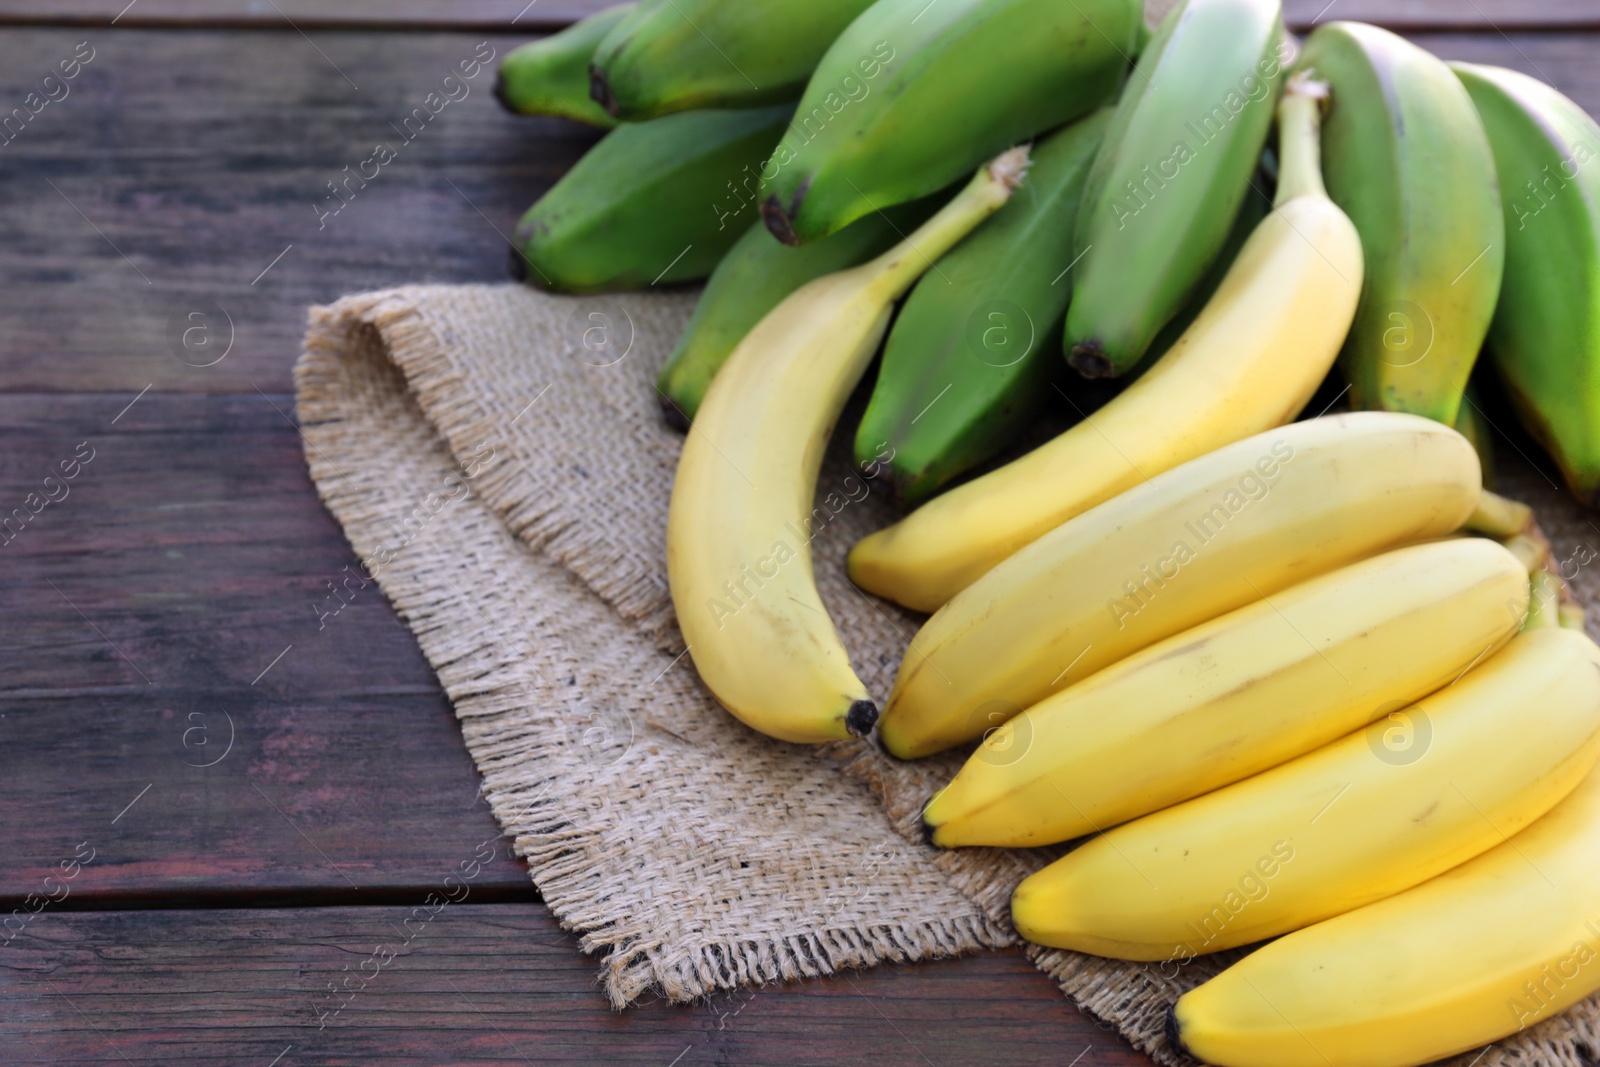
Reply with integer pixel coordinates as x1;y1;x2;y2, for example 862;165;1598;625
494;2;1600;1061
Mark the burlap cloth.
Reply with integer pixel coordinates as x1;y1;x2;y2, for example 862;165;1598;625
294;282;1600;1066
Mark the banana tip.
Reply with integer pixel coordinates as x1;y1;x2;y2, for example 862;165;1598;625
508;244;529;282
588;64;620;117
1165;1005;1193;1058
1068;342;1116;380
491;71;513;113
920;807;939;849
761;194;803;247
658;393;691;432
846;699;878;738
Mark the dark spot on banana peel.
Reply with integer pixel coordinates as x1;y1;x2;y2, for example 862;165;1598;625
846;698;878;738
761;195;801;246
1165;1005;1190;1057
588;63;620;116
658;394;691;432
1068;341;1116;380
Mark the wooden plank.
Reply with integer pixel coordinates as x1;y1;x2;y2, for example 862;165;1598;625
1291;0;1593;30
0;27;598;395
0;905;1150;1065
0;0;1588;31
0;392;534;901
0;0;619;32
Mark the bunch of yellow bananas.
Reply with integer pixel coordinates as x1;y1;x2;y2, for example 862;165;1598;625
496;0;1600;1062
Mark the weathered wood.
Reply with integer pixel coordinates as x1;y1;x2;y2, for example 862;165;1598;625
0;392;534;901
0;905;1147;1065
0;0;1590;31
0;26;598;395
0;0;614;31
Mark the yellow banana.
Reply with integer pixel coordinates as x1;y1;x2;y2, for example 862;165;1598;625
1172;757;1600;1067
925;538;1528;848
666;148;1028;744
1011;626;1600;961
877;412;1481;760
849;73;1362;613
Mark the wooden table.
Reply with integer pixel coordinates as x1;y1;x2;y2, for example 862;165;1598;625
0;3;1590;1063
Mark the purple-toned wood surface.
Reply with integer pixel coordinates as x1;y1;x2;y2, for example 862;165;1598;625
0;0;1589;31
0;905;1151;1065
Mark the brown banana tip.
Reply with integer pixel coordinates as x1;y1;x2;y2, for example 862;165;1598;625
658;393;691;432
920;796;943;848
846;699;879;738
761;195;801;246
1165;1005;1189;1057
588;64;620;116
492;71;514;113
508;244;529;282
1068;342;1116;380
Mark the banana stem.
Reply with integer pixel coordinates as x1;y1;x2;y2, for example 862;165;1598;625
1525;570;1562;631
864;145;1031;302
1274;72;1331;208
1464;489;1534;538
1502;533;1548;576
1560;602;1590;631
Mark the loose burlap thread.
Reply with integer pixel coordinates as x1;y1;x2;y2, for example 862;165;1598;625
295;282;1600;1066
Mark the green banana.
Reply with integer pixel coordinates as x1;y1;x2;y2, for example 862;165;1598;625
1295;22;1504;427
1143;162;1273;363
1453;61;1600;505
511;106;790;292
851;110;1111;504
657;203;930;428
1063;0;1287;379
589;0;874;119
494;3;633;126
758;0;1138;246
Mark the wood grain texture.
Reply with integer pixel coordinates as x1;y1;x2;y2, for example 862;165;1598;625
0;26;598;394
0;905;1147;1066
0;392;535;902
0;0;1590;31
